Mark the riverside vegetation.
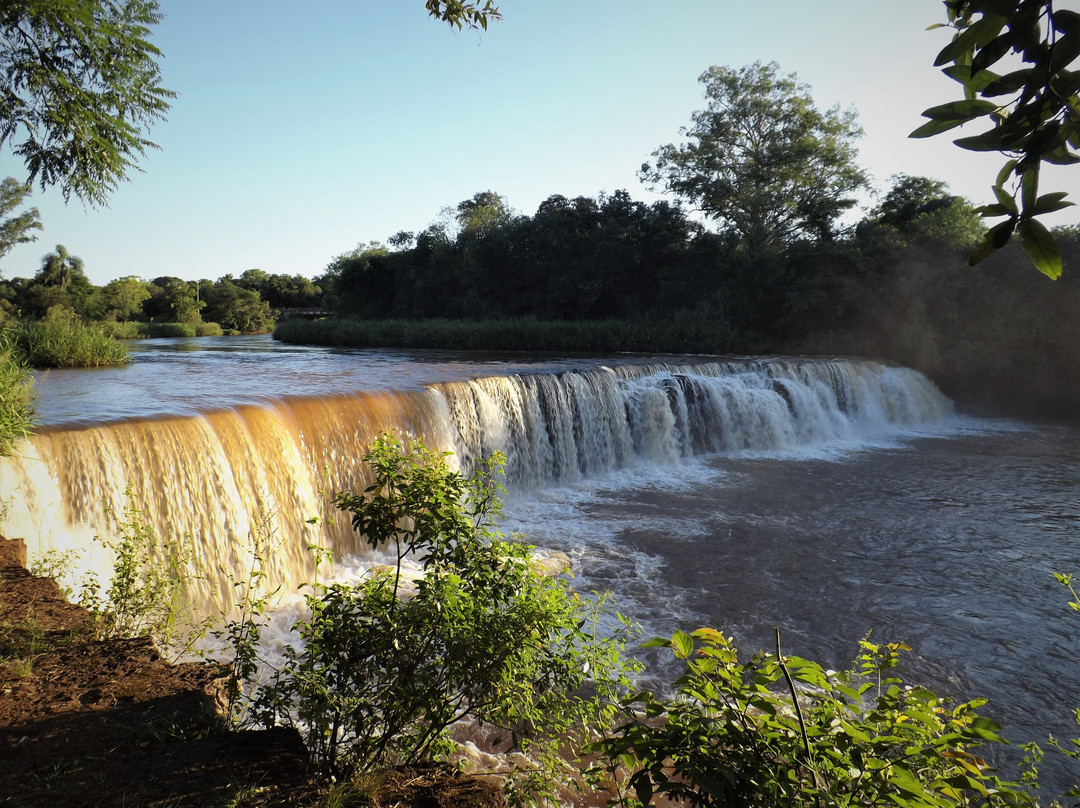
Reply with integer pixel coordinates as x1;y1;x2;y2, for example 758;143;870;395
12;434;1080;806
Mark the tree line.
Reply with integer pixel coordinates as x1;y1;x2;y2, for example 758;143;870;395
0;240;325;336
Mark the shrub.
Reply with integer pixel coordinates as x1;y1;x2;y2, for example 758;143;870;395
237;434;637;802
195;322;223;337
146;321;196;338
588;629;1038;808
8;306;129;367
0;342;35;456
97;320;148;339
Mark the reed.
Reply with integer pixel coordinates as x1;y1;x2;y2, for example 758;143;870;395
0;344;35;455
274;316;738;354
7;312;129;368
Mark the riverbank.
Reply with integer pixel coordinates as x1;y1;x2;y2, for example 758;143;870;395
0;537;503;808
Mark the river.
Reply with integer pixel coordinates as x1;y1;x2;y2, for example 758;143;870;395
3;335;1078;791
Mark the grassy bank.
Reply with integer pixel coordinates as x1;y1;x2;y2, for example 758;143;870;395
274;316;739;354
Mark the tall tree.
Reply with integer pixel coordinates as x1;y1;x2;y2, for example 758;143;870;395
101;275;151;321
0;177;42;266
455;190;511;235
868;174;985;251
0;0;176;206
37;244;80;291
641;62;868;253
144;276;203;324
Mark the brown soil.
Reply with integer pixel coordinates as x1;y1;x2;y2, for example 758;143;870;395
0;538;504;808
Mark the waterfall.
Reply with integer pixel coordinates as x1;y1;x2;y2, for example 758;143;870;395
0;357;951;612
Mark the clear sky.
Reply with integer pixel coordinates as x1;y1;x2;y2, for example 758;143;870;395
2;0;1077;286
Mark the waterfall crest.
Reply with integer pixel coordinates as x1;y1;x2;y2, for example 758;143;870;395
0;357;951;611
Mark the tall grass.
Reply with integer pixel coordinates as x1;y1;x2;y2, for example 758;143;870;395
6;309;129;368
0;344;36;456
274;316;738;354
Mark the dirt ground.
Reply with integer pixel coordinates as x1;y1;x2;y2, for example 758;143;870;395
0;537;504;808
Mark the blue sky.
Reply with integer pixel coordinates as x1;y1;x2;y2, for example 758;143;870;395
2;0;1077;286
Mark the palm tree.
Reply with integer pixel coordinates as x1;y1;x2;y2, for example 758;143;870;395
38;244;83;291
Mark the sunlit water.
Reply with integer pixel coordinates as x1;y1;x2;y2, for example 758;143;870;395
22;335;1080;793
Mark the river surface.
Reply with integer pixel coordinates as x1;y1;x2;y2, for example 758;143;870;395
24;335;1080;792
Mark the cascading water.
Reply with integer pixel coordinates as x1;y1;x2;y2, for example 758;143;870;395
0;356;951;614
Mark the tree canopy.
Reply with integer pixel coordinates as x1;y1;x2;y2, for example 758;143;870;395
0;0;175;206
641;62;868;253
0;176;41;265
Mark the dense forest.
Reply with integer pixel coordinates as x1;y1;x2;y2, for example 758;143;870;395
303;180;1080;419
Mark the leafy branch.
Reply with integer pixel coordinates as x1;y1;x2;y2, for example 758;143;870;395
914;0;1079;278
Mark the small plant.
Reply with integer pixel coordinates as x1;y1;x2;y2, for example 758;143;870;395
212;507;283;721
238;434;637;804
29;548;81;599
588;628;1038;808
1041;573;1080;798
78;487;200;649
0;617;48;681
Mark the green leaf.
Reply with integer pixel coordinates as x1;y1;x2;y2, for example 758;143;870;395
1032;192;1075;215
1051;30;1080;73
889;764;928;796
910;118;969;138
953;130;1017;151
935;21;987;66
971;31;1015;75
973;202;1015;217
943;64;1004;92
996;158;1019;187
993;184;1018;213
920;99;999;121
692;627;727;644
1019;217;1063;279
1055;9;1080;35
990;217;1017;248
1021;168;1038;211
981;68;1034;96
672;629;694;659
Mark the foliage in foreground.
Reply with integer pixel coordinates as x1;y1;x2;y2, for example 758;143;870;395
915;1;1078;278
0;342;35;456
5;306;128;368
232;434;637;803
588;629;1044;808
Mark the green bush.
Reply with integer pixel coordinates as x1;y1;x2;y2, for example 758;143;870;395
588;629;1038;808
146;321;196;338
97;320;148;339
195;322;223;337
235;434;637;802
7;306;129;368
0;343;35;456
